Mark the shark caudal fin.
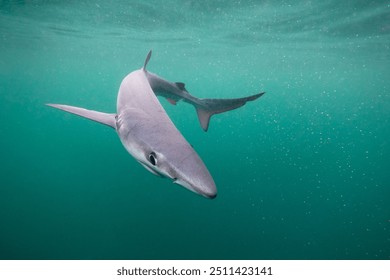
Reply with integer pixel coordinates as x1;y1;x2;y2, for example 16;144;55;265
195;92;265;131
46;104;116;129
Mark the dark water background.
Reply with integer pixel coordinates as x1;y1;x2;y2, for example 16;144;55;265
0;0;389;259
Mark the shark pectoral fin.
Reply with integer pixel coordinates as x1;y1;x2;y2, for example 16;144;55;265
195;92;265;131
46;104;116;129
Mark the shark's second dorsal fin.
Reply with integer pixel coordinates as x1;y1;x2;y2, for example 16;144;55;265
143;50;152;71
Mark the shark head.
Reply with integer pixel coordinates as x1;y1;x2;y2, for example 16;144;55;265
115;107;217;199
137;147;217;199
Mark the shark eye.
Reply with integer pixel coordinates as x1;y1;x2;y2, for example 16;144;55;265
148;152;157;166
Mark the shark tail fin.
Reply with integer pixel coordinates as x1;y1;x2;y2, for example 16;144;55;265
195;92;265;131
46;104;116;129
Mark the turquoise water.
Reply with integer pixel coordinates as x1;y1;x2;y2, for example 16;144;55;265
1;0;389;260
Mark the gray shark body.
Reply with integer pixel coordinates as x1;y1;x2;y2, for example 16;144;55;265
47;51;264;198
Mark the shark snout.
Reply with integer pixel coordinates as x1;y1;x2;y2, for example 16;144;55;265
167;147;217;199
205;191;217;199
173;177;217;199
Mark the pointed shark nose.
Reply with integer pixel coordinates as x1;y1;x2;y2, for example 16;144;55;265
192;185;218;199
205;191;217;199
200;181;217;199
173;178;217;199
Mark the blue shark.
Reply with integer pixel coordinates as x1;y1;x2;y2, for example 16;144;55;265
47;51;264;198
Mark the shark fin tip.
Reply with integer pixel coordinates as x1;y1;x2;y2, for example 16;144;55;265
143;50;152;70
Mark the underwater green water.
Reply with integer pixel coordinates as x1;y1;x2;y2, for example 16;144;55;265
0;0;389;260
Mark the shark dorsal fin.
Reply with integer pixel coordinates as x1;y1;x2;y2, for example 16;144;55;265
143;50;152;71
